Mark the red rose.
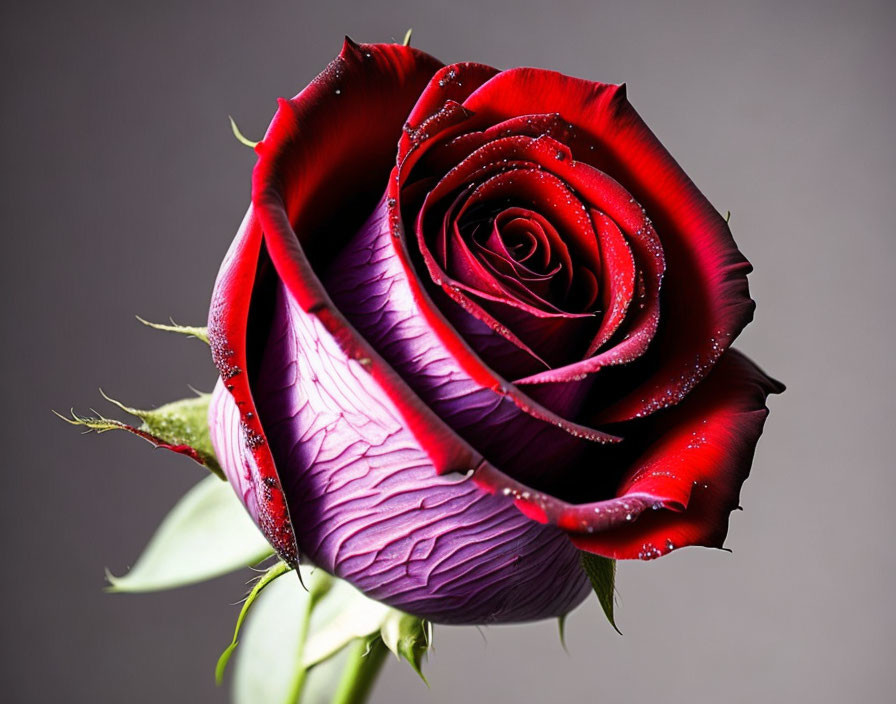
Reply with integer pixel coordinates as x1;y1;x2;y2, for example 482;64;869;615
208;39;782;624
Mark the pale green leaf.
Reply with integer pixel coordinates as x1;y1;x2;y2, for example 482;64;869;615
580;552;621;634
300;646;353;704
106;475;273;592
301;579;392;668
402;28;413;46
232;566;343;704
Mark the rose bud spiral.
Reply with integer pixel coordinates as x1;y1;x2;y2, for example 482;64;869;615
207;39;782;625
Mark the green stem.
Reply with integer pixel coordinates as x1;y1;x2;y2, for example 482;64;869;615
286;570;333;704
284;605;314;703
330;637;389;704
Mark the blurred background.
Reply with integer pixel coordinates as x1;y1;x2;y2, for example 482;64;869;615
2;0;894;701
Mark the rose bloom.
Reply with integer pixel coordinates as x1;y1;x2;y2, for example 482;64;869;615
207;39;782;625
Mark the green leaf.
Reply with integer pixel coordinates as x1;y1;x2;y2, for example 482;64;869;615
58;390;224;478
216;561;294;684
380;611;431;685
402;28;413;46
580;552;621;634
135;316;209;344
301;579;392;668
231;567;429;702
300;646;353;704
232;566;342;704
106;475;273;592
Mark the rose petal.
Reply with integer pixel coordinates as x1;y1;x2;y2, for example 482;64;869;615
398;62;500;167
208;208;297;564
208;41;444;564
463;348;781;561
252;44;500;481
253;39;442;250
588;210;636;351
569;350;784;559
248;281;590;623
460;69;755;420
325;196;618;488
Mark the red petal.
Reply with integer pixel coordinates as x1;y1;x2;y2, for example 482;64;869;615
570;350;784;559
415;134;666;384
398;62;500;167
509;141;666;382
383;176;620;445
253;39;442;241
324;195;618;489
588;210;635;352
250;42;496;482
208;42;443;564
461;70;755;419
208;208;298;564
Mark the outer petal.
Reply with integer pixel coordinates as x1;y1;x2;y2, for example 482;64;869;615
250;281;590;623
459;70;755;421
208;41;443;564
255;39;443;238
570;350;784;559
209;377;261;524
208;208;297;563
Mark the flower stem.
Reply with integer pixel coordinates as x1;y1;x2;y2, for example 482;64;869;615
330;637;389;704
284;608;313;703
286;570;334;703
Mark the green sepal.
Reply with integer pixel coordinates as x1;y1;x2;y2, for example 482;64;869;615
229;115;259;149
557;613;569;652
58;390;223;478
105;474;273;592
580;552;621;634
136;315;209;344
216;561;295;684
380;611;432;685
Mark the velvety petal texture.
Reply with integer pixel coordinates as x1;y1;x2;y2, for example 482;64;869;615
208;40;781;625
248;282;589;622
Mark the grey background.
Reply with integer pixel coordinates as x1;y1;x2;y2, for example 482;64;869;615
2;0;894;702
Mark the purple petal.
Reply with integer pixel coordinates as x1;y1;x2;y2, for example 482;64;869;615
323;195;610;488
242;281;589;623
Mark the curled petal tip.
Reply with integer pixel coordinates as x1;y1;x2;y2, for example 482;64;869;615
340;35;363;59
